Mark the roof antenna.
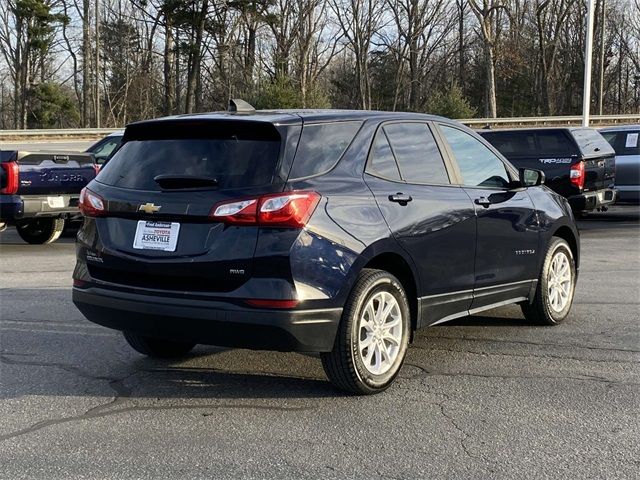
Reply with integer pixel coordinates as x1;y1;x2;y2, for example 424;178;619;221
228;99;256;115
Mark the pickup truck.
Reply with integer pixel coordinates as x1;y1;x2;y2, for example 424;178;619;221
0;150;97;244
479;127;616;214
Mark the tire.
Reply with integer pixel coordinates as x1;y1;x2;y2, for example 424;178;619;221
321;269;411;395
16;218;65;244
123;331;196;359
521;237;576;325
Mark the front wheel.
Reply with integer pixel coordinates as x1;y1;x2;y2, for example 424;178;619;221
123;331;196;358
321;269;411;395
16;218;65;244
521;237;577;325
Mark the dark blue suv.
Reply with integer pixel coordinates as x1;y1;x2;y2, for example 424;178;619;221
73;106;580;394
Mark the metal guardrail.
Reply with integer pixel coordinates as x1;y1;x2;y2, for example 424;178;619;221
0;114;638;140
461;114;640;128
0;128;118;140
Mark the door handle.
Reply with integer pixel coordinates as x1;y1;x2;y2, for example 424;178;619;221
389;193;413;205
474;196;492;208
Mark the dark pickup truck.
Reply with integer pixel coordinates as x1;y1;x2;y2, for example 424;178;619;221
0;150;97;244
479;127;616;213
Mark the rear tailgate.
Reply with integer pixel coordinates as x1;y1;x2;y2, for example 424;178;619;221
571;128;616;192
5;151;97;195
82;118;293;294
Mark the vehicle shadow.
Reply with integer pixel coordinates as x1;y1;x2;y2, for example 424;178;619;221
576;205;640;231
1;301;534;403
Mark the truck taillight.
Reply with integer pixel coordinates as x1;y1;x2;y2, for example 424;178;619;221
210;191;321;228
79;187;106;217
570;161;585;190
0;162;19;194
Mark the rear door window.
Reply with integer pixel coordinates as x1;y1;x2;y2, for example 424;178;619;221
602;131;640;155
289;121;362;178
482;130;576;157
382;123;450;184
367;130;402;181
98;132;281;191
480;131;536;157
89;135;122;164
441;125;511;188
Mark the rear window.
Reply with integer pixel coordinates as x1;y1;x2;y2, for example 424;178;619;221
289;121;362;178
602;130;640;156
571;128;615;156
97;126;281;191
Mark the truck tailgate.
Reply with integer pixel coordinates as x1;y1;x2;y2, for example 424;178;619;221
5;151;97;195
583;155;616;192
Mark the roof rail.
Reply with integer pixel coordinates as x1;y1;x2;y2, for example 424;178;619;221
228;99;256;115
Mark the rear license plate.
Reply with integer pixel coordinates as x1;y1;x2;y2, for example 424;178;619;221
47;196;65;208
133;221;180;252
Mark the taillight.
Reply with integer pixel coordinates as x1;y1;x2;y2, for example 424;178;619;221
0;162;19;194
570;161;585;190
93;164;101;175
79;187;106;217
210;191;320;228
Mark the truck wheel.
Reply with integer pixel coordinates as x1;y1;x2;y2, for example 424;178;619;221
123;331;196;358
521;237;576;325
16;218;65;244
321;269;410;395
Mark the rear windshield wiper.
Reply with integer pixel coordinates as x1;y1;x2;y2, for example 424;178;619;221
153;174;219;189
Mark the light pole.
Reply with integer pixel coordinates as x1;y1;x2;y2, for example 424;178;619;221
582;0;596;126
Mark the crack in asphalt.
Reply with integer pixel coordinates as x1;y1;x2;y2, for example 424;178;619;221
415;335;640;354
409;344;640;365
400;366;479;461
0;400;316;443
402;362;637;386
0;354;316;443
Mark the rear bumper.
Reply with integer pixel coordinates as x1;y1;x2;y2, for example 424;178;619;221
568;188;616;212
72;286;342;353
0;194;80;223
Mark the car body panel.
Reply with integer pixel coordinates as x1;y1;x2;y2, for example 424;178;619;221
600;125;640;203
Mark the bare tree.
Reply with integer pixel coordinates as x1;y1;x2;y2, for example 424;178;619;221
468;0;509;117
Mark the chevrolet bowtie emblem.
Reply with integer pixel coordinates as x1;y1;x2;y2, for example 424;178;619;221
139;203;161;214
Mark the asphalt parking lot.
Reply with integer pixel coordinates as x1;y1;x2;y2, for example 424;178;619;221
0;206;638;479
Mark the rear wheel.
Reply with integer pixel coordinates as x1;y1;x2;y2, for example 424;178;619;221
321;269;411;395
123;331;196;358
521;237;576;325
16;218;65;244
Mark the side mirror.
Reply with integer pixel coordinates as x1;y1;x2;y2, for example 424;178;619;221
519;168;545;187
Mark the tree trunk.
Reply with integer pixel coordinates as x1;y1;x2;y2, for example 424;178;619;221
185;0;208;113
164;15;175;115
13;16;23;129
485;42;497;118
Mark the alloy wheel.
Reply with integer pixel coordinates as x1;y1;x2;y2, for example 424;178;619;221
358;291;403;375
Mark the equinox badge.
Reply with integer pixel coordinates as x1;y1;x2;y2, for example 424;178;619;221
139;203;161;214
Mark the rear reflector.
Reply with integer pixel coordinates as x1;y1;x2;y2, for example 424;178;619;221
79;187;106;217
73;279;87;288
570;161;585;190
0;162;19;194
245;299;299;309
211;191;320;228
